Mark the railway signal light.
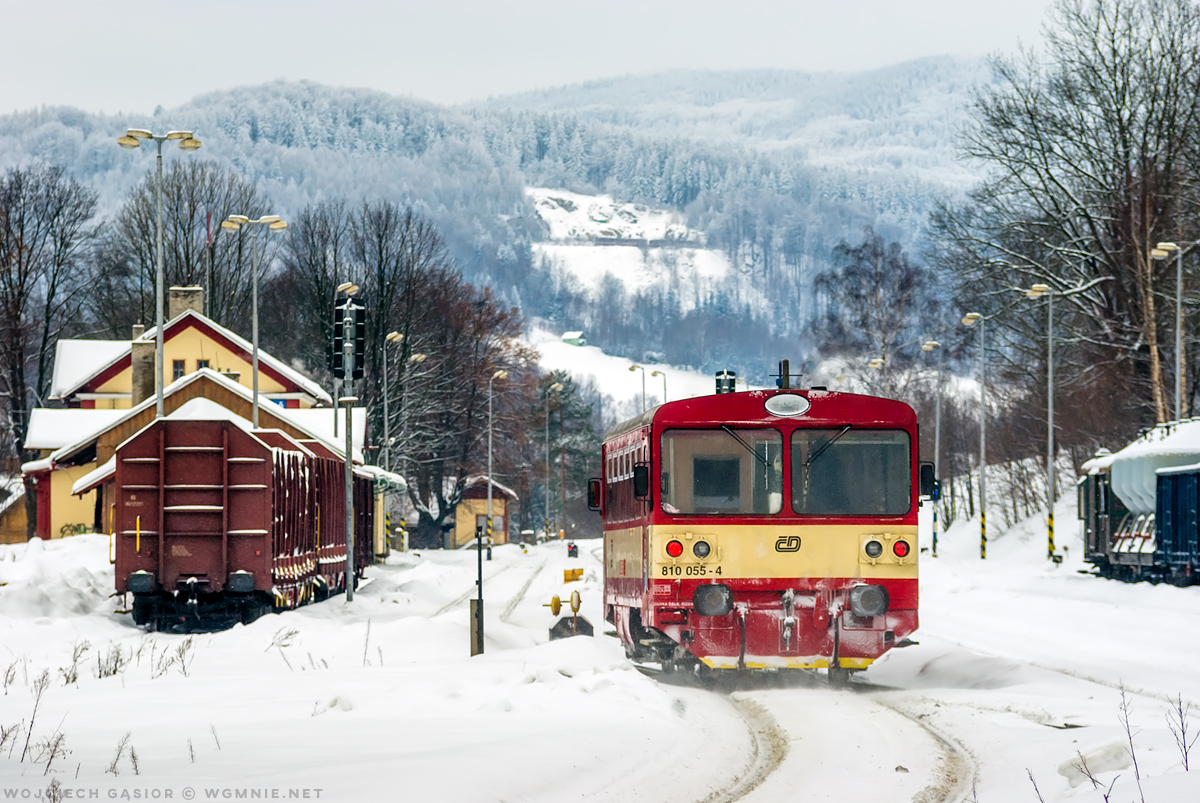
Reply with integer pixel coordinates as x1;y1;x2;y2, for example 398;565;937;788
330;299;366;379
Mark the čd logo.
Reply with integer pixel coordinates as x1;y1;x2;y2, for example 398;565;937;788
774;535;802;552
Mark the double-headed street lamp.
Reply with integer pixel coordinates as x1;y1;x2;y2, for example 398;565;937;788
382;332;403;471
221;215;287;428
545;382;564;537
921;340;941;557
629;364;646;413
1151;241;1196;421
962;311;987;559
118;128;202;419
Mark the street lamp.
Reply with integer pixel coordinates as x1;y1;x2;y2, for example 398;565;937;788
545;382;564;538
650;370;668;403
1022;283;1058;560
382;331;403;471
921;340;941;557
629;364;646;413
221;214;287;428
118;128;202;419
1152;241;1195;421
868;357;885;369
962;311;986;559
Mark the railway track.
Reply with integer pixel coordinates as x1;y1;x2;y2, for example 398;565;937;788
432;558;548;620
639;666;976;803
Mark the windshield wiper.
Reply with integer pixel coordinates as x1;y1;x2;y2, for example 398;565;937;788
806;425;852;466
720;424;769;468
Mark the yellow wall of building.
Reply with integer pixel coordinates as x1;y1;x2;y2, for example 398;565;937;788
453;498;509;547
0;496;29;544
91;327;295;410
50;464;98;538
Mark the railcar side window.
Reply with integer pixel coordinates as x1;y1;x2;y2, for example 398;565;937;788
791;429;911;515
660;429;783;515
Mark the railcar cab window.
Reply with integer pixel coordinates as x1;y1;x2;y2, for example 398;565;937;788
791;428;911;516
660;428;783;515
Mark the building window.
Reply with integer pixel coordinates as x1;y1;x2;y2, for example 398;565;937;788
197;360;210;371
173;360;185;381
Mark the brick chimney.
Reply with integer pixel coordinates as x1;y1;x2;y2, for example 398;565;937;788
130;326;155;407
168;286;204;320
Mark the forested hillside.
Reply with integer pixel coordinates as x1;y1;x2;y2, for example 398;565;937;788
0;57;983;377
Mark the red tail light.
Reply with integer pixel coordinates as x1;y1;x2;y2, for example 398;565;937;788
666;540;684;558
893;540;911;558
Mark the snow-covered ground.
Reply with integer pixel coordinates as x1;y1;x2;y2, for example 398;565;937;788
3;494;1200;802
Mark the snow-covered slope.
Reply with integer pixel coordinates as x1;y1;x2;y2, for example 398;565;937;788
527;187;765;315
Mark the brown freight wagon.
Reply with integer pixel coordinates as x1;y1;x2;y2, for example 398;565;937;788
114;418;375;630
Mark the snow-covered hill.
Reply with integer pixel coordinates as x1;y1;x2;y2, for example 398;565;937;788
527;188;751;314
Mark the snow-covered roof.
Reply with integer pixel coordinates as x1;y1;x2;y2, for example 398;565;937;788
35;369;365;475
49;339;132;399
71;457;115;496
50;309;332;405
462;474;519;500
0;475;25;517
1108;420;1200;514
279;407;367;459
24;409;127;451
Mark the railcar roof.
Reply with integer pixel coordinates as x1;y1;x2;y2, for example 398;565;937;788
604;389;916;441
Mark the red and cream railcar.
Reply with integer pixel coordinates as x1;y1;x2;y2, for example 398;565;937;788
591;387;928;679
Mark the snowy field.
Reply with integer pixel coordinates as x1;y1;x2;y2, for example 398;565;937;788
2;496;1200;802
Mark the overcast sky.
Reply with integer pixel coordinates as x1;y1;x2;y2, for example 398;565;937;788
2;1;1053;115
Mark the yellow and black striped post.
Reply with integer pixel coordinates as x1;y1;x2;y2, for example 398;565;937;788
486;516;493;561
1048;512;1055;559
980;510;987;560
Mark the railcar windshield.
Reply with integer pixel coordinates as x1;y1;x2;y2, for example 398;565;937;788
660;428;783;515
791;429;911;515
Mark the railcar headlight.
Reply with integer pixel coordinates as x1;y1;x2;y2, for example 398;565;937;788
693;583;733;616
893;540;911;558
666;540;684;558
864;539;884;559
849;584;889;617
693;540;711;559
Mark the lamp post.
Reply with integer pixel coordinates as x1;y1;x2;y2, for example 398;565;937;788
921;340;942;557
396;352;427;477
962;312;986;559
629;364;646;413
1152;241;1195;421
651;370;668;404
382;332;403;471
486;370;507;561
221;215;287;427
545;382;563;538
1021;283;1058;559
118;128;202;419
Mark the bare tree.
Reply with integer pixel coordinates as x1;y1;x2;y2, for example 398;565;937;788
0;165;98;533
92;160;266;335
931;0;1200;425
